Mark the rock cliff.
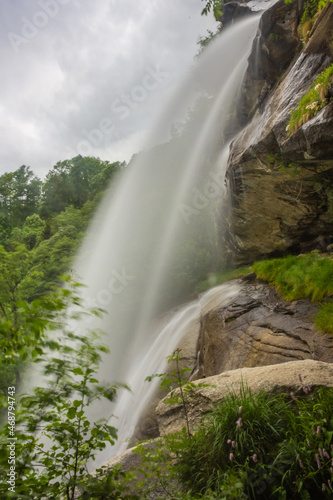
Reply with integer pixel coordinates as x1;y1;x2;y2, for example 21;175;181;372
221;0;333;265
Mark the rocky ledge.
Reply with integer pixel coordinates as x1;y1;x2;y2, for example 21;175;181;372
193;277;333;379
156;359;333;435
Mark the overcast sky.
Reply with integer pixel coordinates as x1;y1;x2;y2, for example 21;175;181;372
0;0;217;178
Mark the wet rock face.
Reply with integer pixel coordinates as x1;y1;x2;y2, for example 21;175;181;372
237;0;301;125
193;279;333;379
222;1;333;265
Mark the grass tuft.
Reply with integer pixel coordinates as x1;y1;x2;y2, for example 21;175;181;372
252;253;333;302
175;386;333;499
288;64;333;134
252;253;333;334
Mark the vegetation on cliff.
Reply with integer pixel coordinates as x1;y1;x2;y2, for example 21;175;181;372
288;63;333;134
253;254;333;333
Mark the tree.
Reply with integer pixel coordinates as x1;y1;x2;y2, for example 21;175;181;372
0;166;42;228
22;214;46;250
40;156;123;217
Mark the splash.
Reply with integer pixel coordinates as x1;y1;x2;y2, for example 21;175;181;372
74;15;262;467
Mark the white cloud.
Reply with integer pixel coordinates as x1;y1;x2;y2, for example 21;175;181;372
0;0;217;178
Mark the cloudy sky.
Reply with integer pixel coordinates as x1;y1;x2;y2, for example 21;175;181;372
0;0;217;178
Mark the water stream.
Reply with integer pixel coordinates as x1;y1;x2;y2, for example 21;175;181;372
73;14;264;468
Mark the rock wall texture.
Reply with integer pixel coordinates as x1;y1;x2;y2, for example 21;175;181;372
193;277;333;379
221;0;333;265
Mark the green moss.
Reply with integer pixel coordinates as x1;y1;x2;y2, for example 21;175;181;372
315;302;333;333
252;253;333;302
288;63;333;134
252;253;333;334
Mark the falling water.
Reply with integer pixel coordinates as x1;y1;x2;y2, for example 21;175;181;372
73;14;264;467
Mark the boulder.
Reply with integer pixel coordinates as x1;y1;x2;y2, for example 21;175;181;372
156;359;333;435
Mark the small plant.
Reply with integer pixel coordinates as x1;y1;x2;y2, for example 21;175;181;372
287;63;333;134
145;348;210;437
201;0;224;19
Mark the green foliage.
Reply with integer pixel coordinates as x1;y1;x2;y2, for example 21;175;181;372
252;253;333;335
315;302;333;333
0;244;42;320
40;156;123;217
288;63;333;134
197;29;221;56
134;432;193;499
201;0;223;19
0;166;42;240
252;253;333;302
0;156;123;302
21;214;46;250
135;386;333;498
0;280;137;499
146;349;200;438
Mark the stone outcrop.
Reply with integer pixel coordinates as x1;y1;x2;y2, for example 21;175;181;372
221;0;333;265
132;277;333;442
193;277;333;379
156;359;333;435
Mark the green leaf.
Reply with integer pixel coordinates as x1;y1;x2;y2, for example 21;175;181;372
66;407;77;419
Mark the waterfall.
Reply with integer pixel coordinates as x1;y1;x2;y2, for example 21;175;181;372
73;14;263;468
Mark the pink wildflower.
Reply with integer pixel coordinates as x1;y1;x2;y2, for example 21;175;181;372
229;453;234;461
253;454;258;463
290;392;296;401
232;441;235;448
238;406;242;414
236;417;243;427
315;454;321;469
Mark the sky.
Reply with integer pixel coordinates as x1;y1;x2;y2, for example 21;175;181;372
0;0;218;179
